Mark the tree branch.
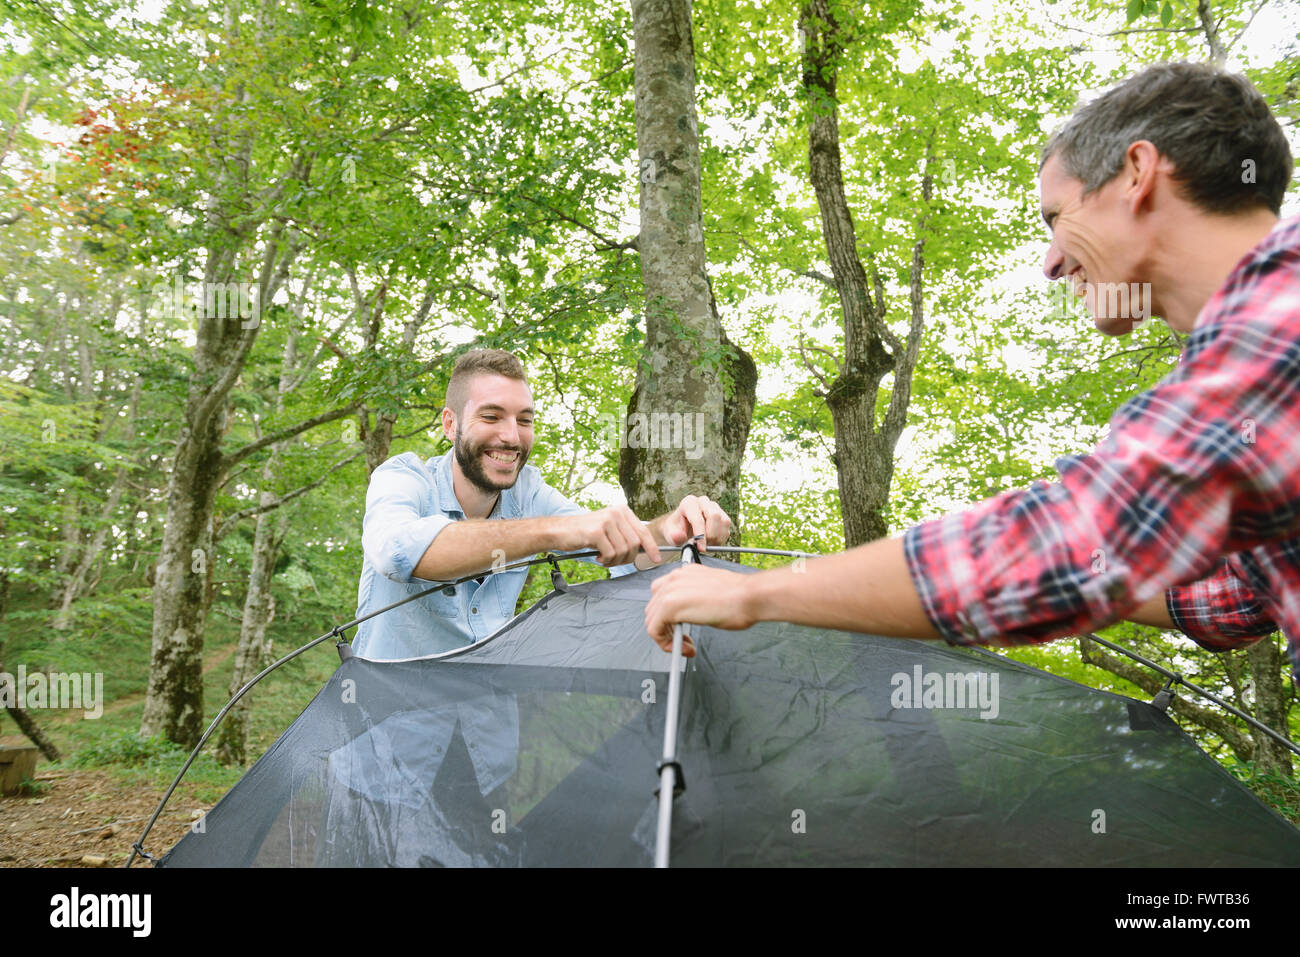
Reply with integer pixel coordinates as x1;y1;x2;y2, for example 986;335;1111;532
215;446;367;536
221;402;362;472
797;330;838;392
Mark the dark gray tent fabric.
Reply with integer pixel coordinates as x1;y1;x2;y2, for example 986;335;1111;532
159;560;1300;867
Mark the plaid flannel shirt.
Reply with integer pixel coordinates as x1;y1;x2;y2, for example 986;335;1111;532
904;215;1300;677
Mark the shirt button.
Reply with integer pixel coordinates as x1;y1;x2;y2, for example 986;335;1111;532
471;607;478;614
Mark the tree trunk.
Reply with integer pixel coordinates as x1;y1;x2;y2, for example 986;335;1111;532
141;221;301;748
213;505;285;765
360;409;399;477
53;496;82;599
620;0;756;527
357;278;438;476
1197;0;1228;64
51;468;127;631
52;376;142;631
0;663;61;762
139;387;229;747
1246;635;1293;775
215;319;301;765
801;0;927;547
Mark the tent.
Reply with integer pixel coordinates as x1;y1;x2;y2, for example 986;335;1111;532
154;556;1300;867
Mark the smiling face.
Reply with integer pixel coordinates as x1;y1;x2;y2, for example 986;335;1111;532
446;373;535;494
1039;152;1151;336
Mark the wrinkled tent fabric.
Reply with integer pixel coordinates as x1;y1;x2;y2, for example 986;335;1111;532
159;560;1300;867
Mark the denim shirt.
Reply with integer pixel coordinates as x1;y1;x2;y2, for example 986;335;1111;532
352;449;629;660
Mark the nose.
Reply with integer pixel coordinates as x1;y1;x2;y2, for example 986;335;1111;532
1042;240;1065;281
497;417;521;447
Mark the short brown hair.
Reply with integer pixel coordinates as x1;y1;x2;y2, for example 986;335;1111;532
1042;62;1292;216
445;349;528;417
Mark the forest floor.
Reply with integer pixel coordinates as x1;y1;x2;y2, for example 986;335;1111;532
0;644;240;867
0;768;210;867
0;626;341;867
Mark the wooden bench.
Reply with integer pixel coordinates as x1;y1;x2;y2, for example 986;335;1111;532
0;745;39;796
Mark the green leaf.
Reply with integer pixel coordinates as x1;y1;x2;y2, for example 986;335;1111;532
1126;0;1144;22
1160;2;1173;27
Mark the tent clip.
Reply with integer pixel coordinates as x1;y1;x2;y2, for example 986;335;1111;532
547;554;570;593
1151;678;1178;712
130;841;157;863
654;760;686;799
333;626;353;662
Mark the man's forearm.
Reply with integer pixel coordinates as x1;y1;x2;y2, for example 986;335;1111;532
746;540;1175;636
746;536;941;639
1124;593;1175;629
411;517;570;581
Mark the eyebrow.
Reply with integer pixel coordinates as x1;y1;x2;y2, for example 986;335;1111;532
477;403;535;416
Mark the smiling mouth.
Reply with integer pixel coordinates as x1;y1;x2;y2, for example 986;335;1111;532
1070;267;1089;297
484;449;519;465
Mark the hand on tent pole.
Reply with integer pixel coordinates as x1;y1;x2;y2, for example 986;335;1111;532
656;495;732;553
645;564;756;655
562;505;662;566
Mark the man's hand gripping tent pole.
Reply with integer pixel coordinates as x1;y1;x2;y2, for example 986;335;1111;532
654;538;700;868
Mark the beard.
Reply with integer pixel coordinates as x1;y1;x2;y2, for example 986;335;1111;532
454;428;529;494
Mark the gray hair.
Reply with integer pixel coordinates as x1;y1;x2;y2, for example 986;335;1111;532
1042;62;1292;216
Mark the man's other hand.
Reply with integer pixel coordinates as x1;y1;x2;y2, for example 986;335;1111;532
644;563;755;656
660;495;731;552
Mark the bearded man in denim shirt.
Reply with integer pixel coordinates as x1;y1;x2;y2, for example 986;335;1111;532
352;348;733;661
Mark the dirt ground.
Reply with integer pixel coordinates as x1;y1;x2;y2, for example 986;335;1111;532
0;768;209;868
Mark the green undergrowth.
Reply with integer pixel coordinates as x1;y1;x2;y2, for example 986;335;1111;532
1230;761;1300;827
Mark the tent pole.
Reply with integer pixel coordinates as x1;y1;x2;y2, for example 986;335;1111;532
124;548;602;867
131;546;1299;866
1082;631;1300;759
654;541;700;868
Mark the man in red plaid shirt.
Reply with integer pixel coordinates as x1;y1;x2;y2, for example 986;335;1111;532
645;61;1300;679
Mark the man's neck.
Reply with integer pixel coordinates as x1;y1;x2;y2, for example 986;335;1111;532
1150;208;1279;333
450;458;500;519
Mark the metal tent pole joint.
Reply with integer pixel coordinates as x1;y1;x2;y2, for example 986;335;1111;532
1083;631;1300;758
334;625;353;662
128;842;156;864
654;760;686;798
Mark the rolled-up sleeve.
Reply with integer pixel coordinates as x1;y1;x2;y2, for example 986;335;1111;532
362;458;453;583
904;270;1300;649
1166;559;1277;649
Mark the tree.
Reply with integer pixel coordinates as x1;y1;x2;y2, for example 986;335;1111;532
620;0;757;528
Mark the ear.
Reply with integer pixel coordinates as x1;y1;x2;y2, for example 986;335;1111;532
1122;140;1163;216
441;406;456;442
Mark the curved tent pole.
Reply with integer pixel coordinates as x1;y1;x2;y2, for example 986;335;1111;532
125;547;600;867
1080;631;1300;759
654;539;701;868
125;546;1298;865
125;545;806;866
125;629;342;867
